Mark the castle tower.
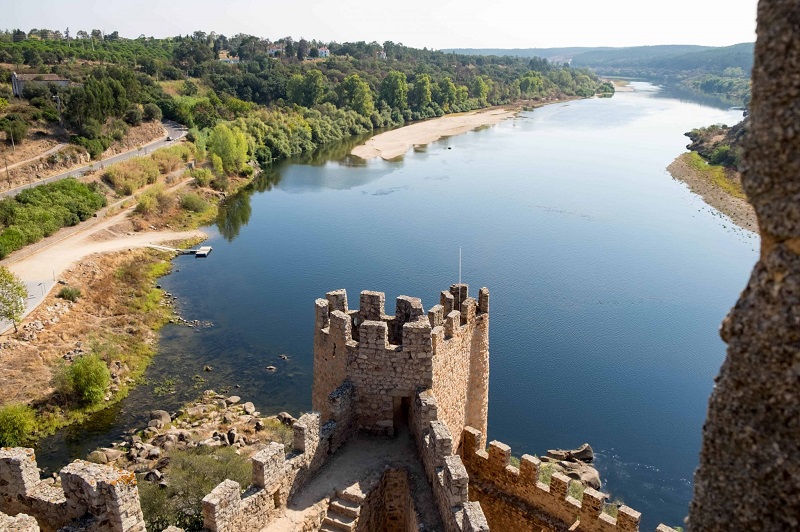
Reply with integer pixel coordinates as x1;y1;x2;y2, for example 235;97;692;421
312;284;489;446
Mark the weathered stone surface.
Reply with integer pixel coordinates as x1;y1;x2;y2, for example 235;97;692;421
689;2;800;530
149;410;171;425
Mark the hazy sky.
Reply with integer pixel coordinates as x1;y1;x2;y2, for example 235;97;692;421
8;0;758;49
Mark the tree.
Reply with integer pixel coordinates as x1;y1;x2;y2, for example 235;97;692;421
287;70;325;107
339;74;374;116
379;71;408;110
207;123;249;174
143;103;163;122
409;73;432;111
0;266;27;333
297;38;309;61
1;117;29;146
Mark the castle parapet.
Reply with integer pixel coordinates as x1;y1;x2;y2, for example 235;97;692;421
202;410;350;532
458;427;677;532
0;448;145;532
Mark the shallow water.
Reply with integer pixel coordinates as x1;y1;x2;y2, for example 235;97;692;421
36;83;751;530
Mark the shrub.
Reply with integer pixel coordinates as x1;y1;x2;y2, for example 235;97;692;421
138;446;250;531
125;106;144;126
188;168;213;187
180;192;208;213
0;403;36;446
57;286;81;302
54;355;110;406
1;117;28;145
143;103;162;122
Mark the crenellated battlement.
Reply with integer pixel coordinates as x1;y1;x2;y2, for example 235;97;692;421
0;447;145;532
312;284;489;437
460;428;678;532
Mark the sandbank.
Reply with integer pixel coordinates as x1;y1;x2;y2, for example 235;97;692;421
667;153;758;232
351;108;517;161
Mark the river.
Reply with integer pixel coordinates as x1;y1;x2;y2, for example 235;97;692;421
36;82;751;530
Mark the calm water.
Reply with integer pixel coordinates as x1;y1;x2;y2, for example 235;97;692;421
37;83;753;530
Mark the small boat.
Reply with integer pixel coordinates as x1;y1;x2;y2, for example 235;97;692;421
195;246;213;257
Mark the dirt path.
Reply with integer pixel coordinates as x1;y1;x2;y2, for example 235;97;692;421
351;108;518;160
0;174;204;334
667;153;758;232
4;143;67;171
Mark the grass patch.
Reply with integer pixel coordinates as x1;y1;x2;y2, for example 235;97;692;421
568;480;585;501
539;462;555;484
603;498;625;518
57;286;81;302
138;446;250;531
26;250;178;442
685;152;745;199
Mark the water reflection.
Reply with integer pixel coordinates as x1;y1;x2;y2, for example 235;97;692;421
216;168;282;241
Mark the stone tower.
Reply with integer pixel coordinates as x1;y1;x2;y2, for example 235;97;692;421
312;284;489;448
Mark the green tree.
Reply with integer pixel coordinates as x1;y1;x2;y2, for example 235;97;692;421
339;74;374;116
379;71;408;110
0;267;27;333
470;76;490;101
1;117;29;146
409;74;432;111
433;77;457;111
143;103;163;122
207;123;248;174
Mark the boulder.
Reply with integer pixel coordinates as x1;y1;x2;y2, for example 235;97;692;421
150;410;171;425
559;461;602;490
277;412;297;426
101;448;124;462
546;443;594;463
87;450;108;464
226;396;241;405
243;402;256;415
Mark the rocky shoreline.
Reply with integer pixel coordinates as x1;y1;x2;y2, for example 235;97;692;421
81;390;294;482
667;153;758;233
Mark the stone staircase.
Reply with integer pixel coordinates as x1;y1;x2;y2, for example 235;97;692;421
319;482;367;531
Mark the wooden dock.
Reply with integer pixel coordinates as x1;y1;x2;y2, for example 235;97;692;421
147;244;213;257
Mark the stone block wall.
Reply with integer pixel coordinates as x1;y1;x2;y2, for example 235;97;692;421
0;448;145;532
430;285;490;451
409;388;489;532
313;284;489;441
356;468;418;532
0;510;40;531
201;390;354;532
460;427;679;532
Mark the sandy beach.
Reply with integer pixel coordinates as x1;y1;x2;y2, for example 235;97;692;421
351;108;518;160
667;153;758;232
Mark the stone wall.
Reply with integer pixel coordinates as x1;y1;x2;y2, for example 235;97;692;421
356;468;418;532
0;448;145;532
430;285;490;451
409;388;489;532
313;284;489;441
0;510;40;531
460;428;680;532
202;382;356;532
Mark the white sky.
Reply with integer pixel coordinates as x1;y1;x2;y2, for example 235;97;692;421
7;0;758;49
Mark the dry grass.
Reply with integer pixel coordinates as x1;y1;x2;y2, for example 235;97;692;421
0;248;177;438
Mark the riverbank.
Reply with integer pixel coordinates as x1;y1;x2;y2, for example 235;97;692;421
667;152;757;232
352;107;519;160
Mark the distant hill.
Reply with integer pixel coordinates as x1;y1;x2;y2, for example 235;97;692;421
444;43;754;75
444;43;754;106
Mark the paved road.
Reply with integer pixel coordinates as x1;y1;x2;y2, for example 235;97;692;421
1;120;187;199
